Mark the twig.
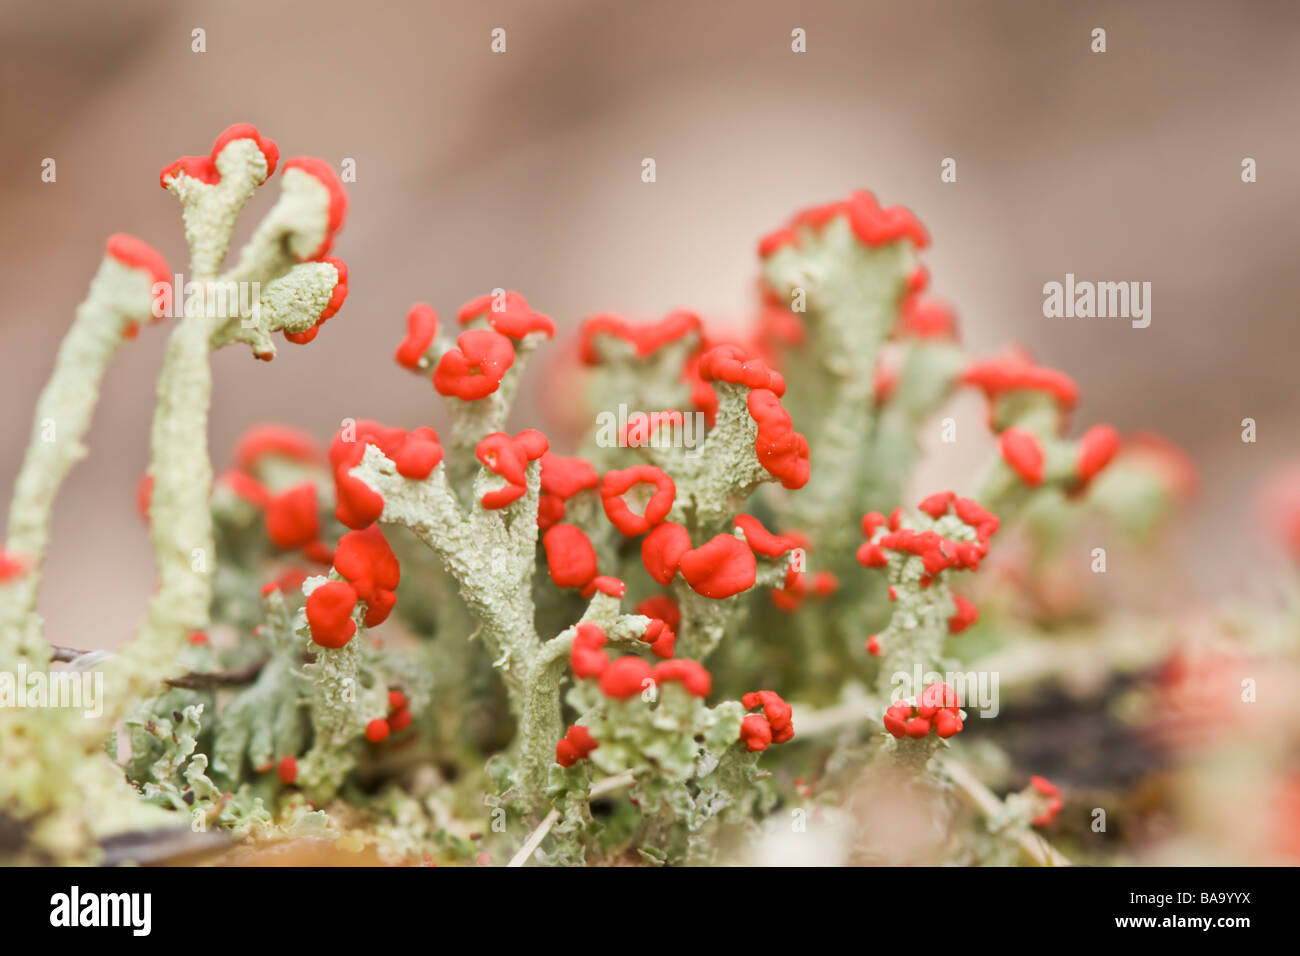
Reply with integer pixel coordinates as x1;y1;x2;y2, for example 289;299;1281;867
97;825;233;866
506;809;559;868
507;770;636;867
47;645;266;690
164;657;266;690
944;758;1072;866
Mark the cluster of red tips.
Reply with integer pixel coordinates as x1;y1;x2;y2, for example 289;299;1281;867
683;351;720;426
458;290;555;340
757;227;801;260
305;580;359;648
106;233;171;291
652;659;712;697
159;123;279;188
873;353;901;406
679;533;757;599
282;255;349;347
187;631;209;646
333;527;400;623
363;692;414;744
432;329;515;401
962;352;1079;412
537;453;599;530
1074;424;1121;489
277;755;297;785
281;156;349;260
641;522;760;600
641;522;690;585
578;309;701;365
261;566;309;597
858;493;999;581
476;429;548;509
555;724;598;767
586;576;626;599
543;524;598;589
907;265;929;294
917;490;955;519
896;294;958;342
219;469;272;508
395;303;438;370
330;420;443;529
620;410;685;448
265;483;332;563
948;594;978;634
697;345;787;396
739;690;795;752
600;465;675;536
105;234;172;338
636;594;680;630
387;688;413;733
758;190;929;258
951;497;1000;541
754;291;806;355
999;428;1045;487
733;513;796;558
217;427;333;562
882;682;964;739
135;471;155;522
0;548;27;583
688;343;811;491
569;623;611;679
639;616;676;658
236;425;322;473
568;622;709;700
748;389;810;490
540;522;626;600
732;515;830;610
883;525;986;577
304;526;400;649
1028;775;1064;827
599;657;655;699
772;558;836;612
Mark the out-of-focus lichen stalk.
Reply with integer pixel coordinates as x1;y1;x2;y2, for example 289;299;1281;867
112;313;222;705
763;218;916;555
0;254;157;666
867;343;962;507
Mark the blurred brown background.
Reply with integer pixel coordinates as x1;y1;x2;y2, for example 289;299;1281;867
1;0;1297;649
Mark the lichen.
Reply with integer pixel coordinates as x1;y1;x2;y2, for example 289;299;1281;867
0;128;1223;868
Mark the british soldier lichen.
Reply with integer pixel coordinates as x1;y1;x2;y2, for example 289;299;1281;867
0;126;1196;867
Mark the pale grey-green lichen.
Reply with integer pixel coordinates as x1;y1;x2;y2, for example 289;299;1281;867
1;137;1190;867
